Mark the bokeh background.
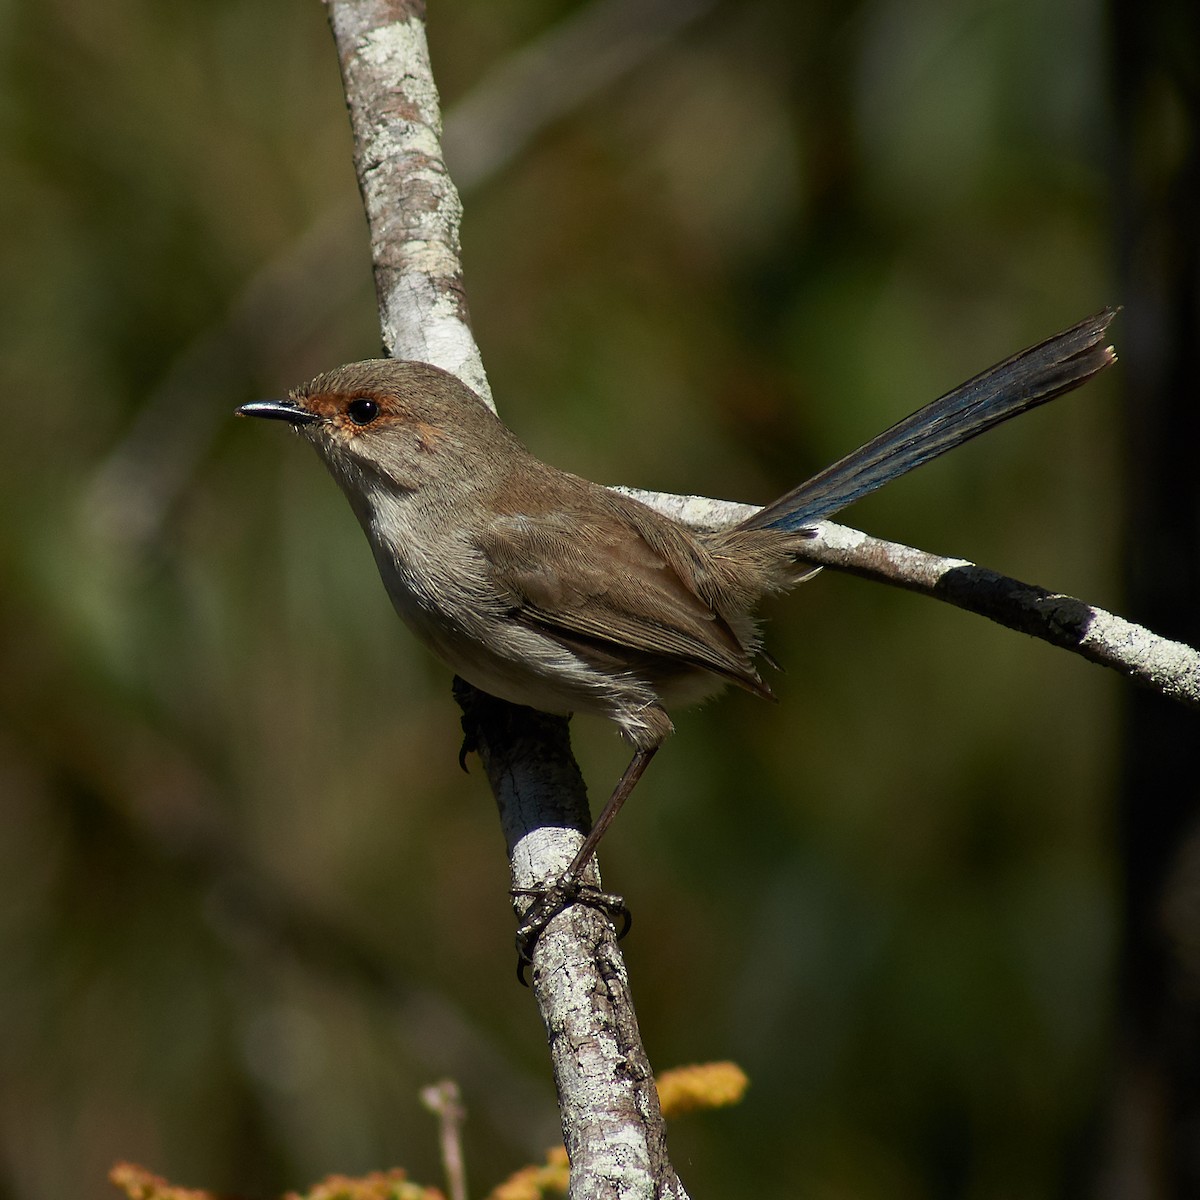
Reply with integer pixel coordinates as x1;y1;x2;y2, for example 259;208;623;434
2;0;1197;1197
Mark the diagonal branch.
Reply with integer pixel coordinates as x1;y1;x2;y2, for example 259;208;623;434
799;524;1200;707
614;488;1200;709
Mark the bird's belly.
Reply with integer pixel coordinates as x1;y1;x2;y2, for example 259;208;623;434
372;535;686;747
389;584;640;721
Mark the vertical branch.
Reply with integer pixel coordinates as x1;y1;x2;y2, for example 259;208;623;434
322;3;689;1195
457;685;687;1199
325;0;491;404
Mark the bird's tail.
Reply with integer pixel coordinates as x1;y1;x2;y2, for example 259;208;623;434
738;308;1118;533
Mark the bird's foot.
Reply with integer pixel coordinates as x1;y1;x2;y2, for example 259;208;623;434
512;880;631;985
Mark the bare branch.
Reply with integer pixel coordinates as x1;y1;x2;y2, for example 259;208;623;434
325;0;491;404
797;524;1200;706
420;1080;468;1200
324;3;690;1195
456;685;687;1200
614;488;1200;709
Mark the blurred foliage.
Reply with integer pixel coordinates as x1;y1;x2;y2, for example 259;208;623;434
0;0;1135;1197
110;1162;444;1200
106;1062;745;1200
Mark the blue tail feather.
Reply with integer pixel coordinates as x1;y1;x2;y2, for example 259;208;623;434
739;309;1118;533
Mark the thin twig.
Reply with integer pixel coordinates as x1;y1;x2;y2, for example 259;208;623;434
420;1080;469;1200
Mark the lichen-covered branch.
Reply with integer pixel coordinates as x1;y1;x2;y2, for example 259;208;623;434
325;0;491;404
614;487;1200;709
455;685;686;1200
797;524;1200;707
322;4;689;1196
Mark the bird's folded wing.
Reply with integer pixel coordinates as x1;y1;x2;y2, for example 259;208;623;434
474;509;770;695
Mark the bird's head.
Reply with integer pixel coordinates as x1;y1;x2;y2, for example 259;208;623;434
238;359;507;498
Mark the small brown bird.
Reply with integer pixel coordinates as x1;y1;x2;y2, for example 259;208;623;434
239;309;1116;949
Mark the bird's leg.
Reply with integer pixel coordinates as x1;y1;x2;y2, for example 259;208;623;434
559;745;659;894
514;746;658;969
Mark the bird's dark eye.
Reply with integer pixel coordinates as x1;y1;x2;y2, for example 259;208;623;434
346;397;380;426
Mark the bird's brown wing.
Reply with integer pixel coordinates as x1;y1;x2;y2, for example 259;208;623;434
474;504;771;697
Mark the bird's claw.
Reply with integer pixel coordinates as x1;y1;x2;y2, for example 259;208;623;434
513;882;632;985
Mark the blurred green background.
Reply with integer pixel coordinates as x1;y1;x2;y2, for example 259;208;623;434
3;0;1192;1197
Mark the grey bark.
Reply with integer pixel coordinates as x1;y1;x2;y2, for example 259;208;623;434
323;3;688;1195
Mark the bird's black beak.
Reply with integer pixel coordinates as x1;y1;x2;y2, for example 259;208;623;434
236;399;323;425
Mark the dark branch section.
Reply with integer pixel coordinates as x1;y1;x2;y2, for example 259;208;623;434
937;569;1108;642
935;566;1195;698
790;526;1200;709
